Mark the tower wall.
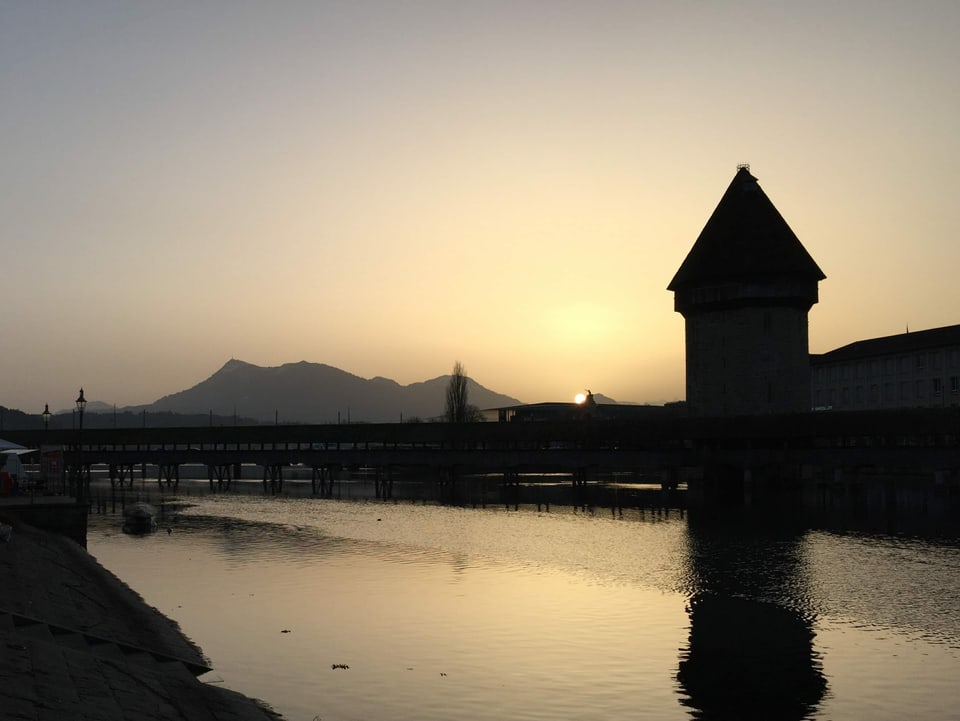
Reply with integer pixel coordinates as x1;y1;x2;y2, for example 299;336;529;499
684;303;811;416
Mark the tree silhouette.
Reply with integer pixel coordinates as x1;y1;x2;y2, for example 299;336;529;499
445;361;480;422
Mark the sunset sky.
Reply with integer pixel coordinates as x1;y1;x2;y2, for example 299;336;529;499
2;1;958;413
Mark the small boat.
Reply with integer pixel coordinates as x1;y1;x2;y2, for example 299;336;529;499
122;502;158;534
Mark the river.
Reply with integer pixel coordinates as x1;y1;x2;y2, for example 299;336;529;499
85;479;960;721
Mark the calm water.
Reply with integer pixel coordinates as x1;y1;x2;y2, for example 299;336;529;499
85;481;960;721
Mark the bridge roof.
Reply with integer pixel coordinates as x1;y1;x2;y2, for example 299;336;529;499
668;166;825;291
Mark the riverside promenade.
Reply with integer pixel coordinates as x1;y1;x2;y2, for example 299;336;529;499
0;506;281;720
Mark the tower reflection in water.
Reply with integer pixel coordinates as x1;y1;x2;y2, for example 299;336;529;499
676;510;827;720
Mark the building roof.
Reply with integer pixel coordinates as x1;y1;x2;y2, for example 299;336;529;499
668;166;826;291
811;324;960;364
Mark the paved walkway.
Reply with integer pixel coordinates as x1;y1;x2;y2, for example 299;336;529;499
0;514;281;720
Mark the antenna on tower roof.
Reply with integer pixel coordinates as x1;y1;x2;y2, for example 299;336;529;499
737;163;750;172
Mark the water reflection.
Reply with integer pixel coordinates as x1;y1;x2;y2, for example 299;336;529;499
677;510;826;720
84;478;960;721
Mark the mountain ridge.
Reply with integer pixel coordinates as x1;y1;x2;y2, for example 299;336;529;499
130;359;523;424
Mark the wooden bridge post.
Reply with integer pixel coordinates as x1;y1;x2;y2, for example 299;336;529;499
311;465;325;496
68;461;92;505
157;463;180;491
310;465;338;497
374;466;393;500
572;467;589;509
501;470;519;509
661;467;680;492
208;464;233;492
263;463;283;494
109;463;137;489
441;465;461;505
121;463;136;488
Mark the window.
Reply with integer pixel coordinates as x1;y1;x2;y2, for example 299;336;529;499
951;376;959;395
870;384;879;403
933;378;943;396
917;353;926;371
932;352;942;370
915;380;925;398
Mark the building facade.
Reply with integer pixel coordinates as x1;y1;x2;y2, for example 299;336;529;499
668;166;826;416
810;324;960;410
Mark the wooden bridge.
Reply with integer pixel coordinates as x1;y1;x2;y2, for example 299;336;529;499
6;407;960;505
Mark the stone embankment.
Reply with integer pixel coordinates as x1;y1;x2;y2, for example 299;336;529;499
0;514;281;720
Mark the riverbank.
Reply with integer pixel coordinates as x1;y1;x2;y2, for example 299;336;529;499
0;513;282;720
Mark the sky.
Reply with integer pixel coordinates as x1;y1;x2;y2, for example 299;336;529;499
2;1;959;413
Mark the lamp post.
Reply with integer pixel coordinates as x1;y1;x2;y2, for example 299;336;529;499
40;403;51;493
75;388;87;430
75;388;87;504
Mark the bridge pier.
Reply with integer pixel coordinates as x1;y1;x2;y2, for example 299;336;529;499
208;463;233;491
263;464;283;494
661;467;681;492
374;466;393;500
572;467;592;509
157;463;180;491
66;461;92;504
501;470;520;509
435;466;461;505
311;464;339;497
688;462;805;507
108;463;137;489
807;464;960;516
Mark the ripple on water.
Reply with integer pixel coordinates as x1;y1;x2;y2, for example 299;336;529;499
85;492;960;721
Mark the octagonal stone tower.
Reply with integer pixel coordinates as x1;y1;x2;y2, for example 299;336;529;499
668;166;825;416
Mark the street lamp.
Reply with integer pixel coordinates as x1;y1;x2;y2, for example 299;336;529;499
74;389;87;504
75;388;87;430
40;403;52;492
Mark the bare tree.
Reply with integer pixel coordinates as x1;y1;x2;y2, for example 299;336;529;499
445;361;480;422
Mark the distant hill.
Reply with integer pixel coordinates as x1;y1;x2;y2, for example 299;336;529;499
136;359;522;424
5;361;648;430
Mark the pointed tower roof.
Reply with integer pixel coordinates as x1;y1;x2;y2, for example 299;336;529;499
668;166;825;291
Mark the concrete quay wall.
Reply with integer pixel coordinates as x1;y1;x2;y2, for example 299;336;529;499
0;513;281;721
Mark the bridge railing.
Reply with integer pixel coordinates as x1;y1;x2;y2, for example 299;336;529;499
4;407;959;476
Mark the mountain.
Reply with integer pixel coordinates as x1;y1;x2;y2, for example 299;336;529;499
140;359;522;424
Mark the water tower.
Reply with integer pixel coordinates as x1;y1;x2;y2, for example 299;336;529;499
668;166;825;416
